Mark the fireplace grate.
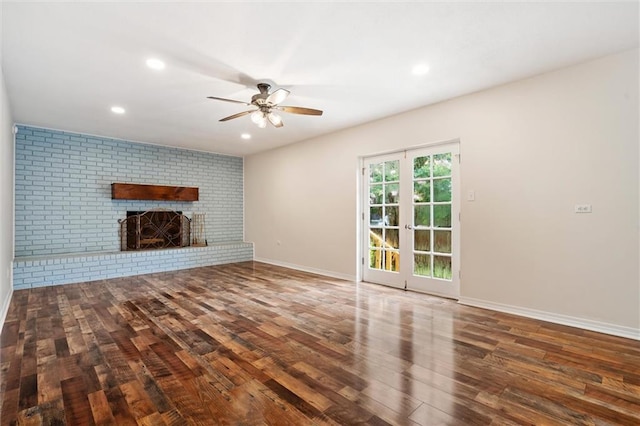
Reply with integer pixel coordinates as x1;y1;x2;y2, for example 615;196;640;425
119;209;191;251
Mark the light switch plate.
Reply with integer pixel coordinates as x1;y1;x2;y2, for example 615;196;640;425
467;190;475;201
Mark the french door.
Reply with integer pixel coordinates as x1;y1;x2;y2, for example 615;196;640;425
362;143;460;298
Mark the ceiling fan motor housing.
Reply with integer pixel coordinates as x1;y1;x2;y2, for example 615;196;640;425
251;83;271;105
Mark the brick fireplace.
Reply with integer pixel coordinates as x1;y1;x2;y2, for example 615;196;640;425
13;125;252;290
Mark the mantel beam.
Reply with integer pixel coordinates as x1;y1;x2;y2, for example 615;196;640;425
111;183;199;201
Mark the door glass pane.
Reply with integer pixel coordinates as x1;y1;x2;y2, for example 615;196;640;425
413;181;430;203
433;153;452;177
370;207;383;226
433;178;451;202
370;184;383;205
433;230;452;253
386;251;400;272
414;205;431;227
385;183;399;204
434;255;452;279
369;249;383;269
414;253;431;277
385;160;399;182
369;228;383;248
385;229;399;249
414;230;430;251
370;163;383;183
385;206;399;226
433;205;451;227
414;156;430;178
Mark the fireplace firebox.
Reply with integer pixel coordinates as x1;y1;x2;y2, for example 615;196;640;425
119;209;191;251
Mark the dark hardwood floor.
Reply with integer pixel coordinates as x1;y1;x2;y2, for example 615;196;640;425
1;261;639;425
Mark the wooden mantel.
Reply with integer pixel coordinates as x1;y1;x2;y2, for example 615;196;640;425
111;183;199;201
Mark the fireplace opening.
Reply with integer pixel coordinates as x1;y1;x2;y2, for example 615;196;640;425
119;209;191;251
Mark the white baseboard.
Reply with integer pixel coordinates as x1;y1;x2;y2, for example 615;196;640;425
253;257;356;282
458;297;640;341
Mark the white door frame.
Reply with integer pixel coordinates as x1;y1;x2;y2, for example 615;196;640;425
359;139;461;299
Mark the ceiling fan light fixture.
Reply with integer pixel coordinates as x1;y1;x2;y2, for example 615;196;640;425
251;110;271;128
251;110;265;124
267;112;282;127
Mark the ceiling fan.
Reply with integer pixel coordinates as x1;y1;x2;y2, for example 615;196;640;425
207;83;323;128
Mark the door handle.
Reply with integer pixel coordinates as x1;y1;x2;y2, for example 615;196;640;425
405;224;413;230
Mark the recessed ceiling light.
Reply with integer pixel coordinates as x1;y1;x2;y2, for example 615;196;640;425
412;63;430;76
241;133;251;140
111;106;125;114
146;58;165;70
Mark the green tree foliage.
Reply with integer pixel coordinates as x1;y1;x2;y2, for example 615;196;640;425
413;154;452;228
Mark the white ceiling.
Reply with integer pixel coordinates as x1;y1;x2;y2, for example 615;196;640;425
2;2;638;156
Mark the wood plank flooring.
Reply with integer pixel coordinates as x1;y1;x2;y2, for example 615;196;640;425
1;261;640;425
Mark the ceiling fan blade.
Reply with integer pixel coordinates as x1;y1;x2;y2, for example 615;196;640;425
277;106;323;116
266;88;290;105
207;96;250;106
219;110;254;122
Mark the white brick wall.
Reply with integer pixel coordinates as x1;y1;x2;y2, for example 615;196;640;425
15;125;244;256
13;125;251;289
13;243;254;289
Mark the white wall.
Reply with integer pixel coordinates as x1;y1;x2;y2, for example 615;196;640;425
245;49;639;336
0;30;15;326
